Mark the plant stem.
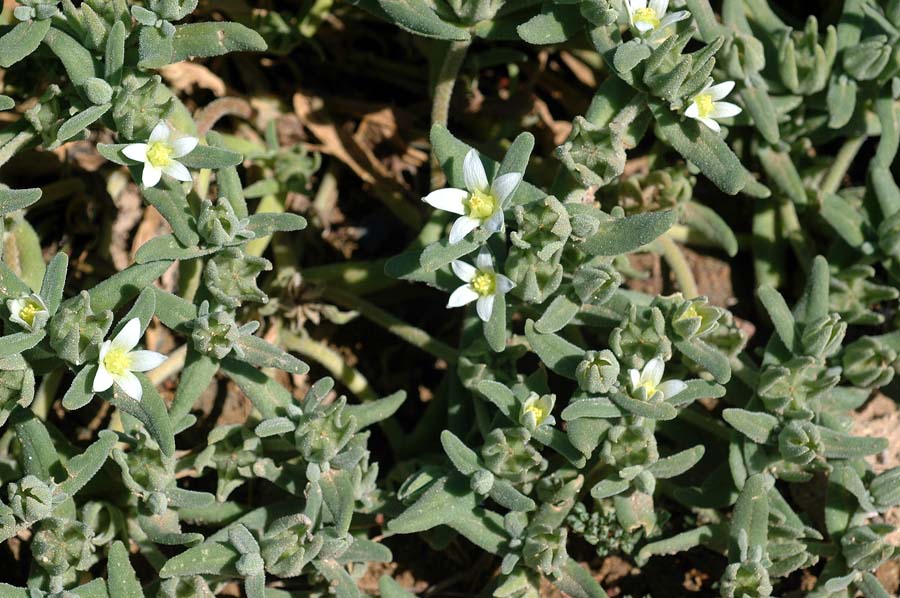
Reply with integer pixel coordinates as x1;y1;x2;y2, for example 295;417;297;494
820;135;866;198
778;200;815;271
322;286;458;364
430;39;471;190
677;407;732;442
657;234;699;298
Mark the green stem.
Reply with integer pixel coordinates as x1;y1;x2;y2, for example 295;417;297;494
778;200;815;271
657;234;699;298
677;407;732;442
32;368;63;420
430;39;471;190
322;286;458;364
820;135;866;198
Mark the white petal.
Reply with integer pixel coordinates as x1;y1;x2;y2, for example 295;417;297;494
451;260;476;283
707;81;735;101
630;0;648;10
650;0;669;15
483;209;504;235
463;149;489;194
163;161;192;182
112;318;142;352
475;246;494;271
447;285;479;308
634;20;656;32
490;173;522;204
98;340;112;362
422;188;468;215
149;121;171;143
658;380;687;399
449;216;480;244
712;101;742;118
142;165;162;188
128;350;167;372
660;10;690;26
684;102;700;119
643;357;664;386
122;143;149;163
93;365;113;393
495;274;515;294
116;371;143;401
171;136;199;158
629;369;641;389
698;116;721;132
476;295;495;322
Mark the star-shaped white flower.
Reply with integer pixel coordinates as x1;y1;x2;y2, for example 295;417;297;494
625;0;690;35
122;121;198;188
6;293;49;332
92;318;167;401
684;81;742;133
628;357;686;401
423;149;522;244
447;247;515;322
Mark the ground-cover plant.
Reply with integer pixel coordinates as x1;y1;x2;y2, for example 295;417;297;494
0;0;899;596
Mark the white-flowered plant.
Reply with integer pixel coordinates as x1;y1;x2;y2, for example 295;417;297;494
447;247;515;322
6;293;49;332
122;121;199;188
684;81;742;133
624;0;690;37
92;318;167;401
628;357;686;402
423;149;521;244
519;392;556;432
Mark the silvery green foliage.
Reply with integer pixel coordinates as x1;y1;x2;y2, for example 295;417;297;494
0;2;401;596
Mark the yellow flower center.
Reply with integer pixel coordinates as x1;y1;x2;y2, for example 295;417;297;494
465;190;497;221
635;379;658;397
104;347;132;376
146;141;173;168
523;402;549;425
634;7;660;28
470;271;496;297
18;300;43;327
693;93;715;118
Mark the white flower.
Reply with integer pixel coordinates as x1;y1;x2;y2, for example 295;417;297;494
422;149;522;244
625;0;689;35
628;357;686;401
122;121;199;188
520;392;556;432
447;247;515;322
6;293;49;332
684;81;742;133
92;318;167;401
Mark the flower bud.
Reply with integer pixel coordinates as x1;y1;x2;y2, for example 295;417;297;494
84;78;113;106
197;199;253;247
203;248;272;308
670;296;723;341
777;420;823;466
31;518;95;577
471;469;495;496
260;514;320;577
573;265;621;305
610;305;672;369
48;291;113;365
799;313;845;358
843;36;892;80
841;525;895;571
575;350;620;394
522;525;567;577
190;301;257;359
481;428;546;486
8;475;55;523
842;337;897;388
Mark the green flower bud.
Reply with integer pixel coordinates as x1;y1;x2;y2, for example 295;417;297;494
720;559;773;598
555;115;628;188
196;199;253;247
519;392;555;433
147;0;199;21
0;357;35;427
506;197;571;304
146;491;168;515
777;421;823;466
830;265;899;326
260;514;321;577
601;422;658;470
724;33;766;79
799;313;846;358
236;553;265;577
776;17;836;95
48;291;113;365
669;296;723;340
294;397;356;465
575;349;620;394
869;467;900;511
522;525;568;577
80;501;124;547
158;576;213;598
842;337;897;388
112;75;174;141
758;357;838;418
609;305;672;369
572;265;621;305
190;301;257;359
203;248;272;308
843;36;892;81
84;77;113;106
481;428;546;486
841;525;895;571
8;475;55;523
471;469;495;495
31;518;95;577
